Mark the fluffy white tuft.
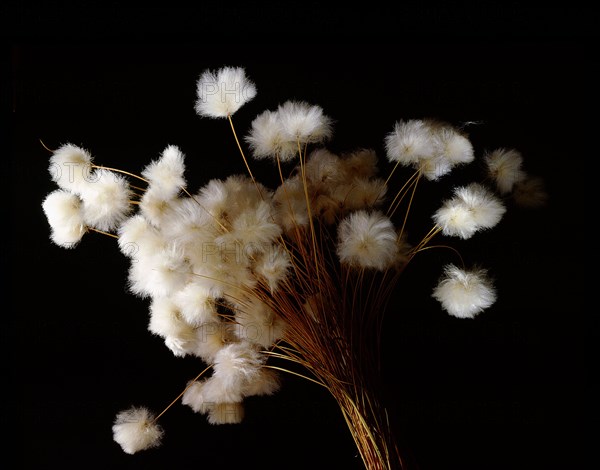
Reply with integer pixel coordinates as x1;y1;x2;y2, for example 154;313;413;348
128;244;190;298
337;210;398;270
432;199;478;239
48;143;94;194
141;145;186;199
42;190;86;248
172;282;218;326
195;66;256;118
432;264;496;318
148;296;196;356
254;245;291;292
243;368;281;397
277;101;333;144
112;407;163;455
385;120;434;164
433;127;474;165
233;298;286;348
181;380;210;414
485;148;526;194
79;169;132;231
117;214;165;259
205;342;265;402
453;183;506;229
246;110;298;161
193;321;232;363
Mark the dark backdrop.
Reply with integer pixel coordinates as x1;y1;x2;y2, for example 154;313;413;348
4;4;591;470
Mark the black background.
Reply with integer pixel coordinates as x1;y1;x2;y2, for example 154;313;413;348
3;4;592;470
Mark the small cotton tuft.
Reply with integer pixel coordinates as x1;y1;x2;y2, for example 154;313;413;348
42;189;86;248
337;210;398;270
207;402;245;425
385;120;434;164
195;66;256;118
112;407;163;455
432;264;496;319
48;143;94;193
277;101;333;144
141;145;186;199
80;168;132;231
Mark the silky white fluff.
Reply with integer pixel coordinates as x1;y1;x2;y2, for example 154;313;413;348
117;214;165;259
337;210;398;270
48;143;94;194
453;183;506;229
207;402;245;425
484;148;526;194
148;296;197;356
512;176;548;208
254;245;291;292
432;200;478;239
242;368;281;397
385;120;434;164
195;66;256;118
206;342;264;402
112;407;163;455
139;186;176;228
181;380;210;414
193;321;231;363
432;264;496;318
432;127;474;165
42;190;86;248
141;145;186;199
246;109;299;161
128;244;190;298
233;298;286;348
216;201;281;257
79;169;132;231
172;282;218;326
418;155;453;181
277;101;333;144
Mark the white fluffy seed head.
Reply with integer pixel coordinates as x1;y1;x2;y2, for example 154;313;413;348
195;66;256;118
254;245;291;293
432;127;474;165
385;120;435;164
148;296;197;356
337;210;398;270
484;148;526;194
112;407;163;455
172;282;218;326
432;264;497;318
277;100;333;144
210;342;265;400
42;190;86;248
242;368;281;397
48;143;94;193
233;298;286;348
246;109;298;161
181;380;210;414
193;321;232;363
432;199;478;239
117;214;166;260
79;169;133;231
141;145;186;199
453;183;506;229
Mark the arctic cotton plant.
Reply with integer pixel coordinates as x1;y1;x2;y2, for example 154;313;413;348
41;66;546;469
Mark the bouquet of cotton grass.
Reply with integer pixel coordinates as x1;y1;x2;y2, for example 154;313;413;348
41;66;546;469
